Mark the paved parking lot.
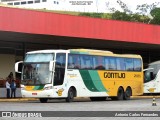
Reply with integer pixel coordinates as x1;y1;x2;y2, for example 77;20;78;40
0;98;160;119
0;97;160;111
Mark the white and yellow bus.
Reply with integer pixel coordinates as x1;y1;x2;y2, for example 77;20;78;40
15;49;143;103
144;61;160;94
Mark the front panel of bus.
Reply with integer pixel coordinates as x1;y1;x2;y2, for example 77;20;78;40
144;63;160;93
21;52;67;98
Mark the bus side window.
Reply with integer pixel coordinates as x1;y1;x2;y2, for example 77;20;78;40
92;56;105;70
68;54;80;69
80;55;93;69
116;57;125;71
68;55;74;69
134;59;142;71
109;57;116;70
125;58;134;71
104;57;109;70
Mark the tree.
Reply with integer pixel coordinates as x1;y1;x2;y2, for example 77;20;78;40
108;0;158;24
150;8;160;25
136;2;159;15
111;11;131;21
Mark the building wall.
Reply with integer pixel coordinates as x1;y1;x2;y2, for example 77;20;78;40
0;54;15;79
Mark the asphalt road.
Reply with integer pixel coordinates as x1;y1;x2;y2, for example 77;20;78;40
0;98;160;111
0;98;160;120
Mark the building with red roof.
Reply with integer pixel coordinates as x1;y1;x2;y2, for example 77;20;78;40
0;6;160;78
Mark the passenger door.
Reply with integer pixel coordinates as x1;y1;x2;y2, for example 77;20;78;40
54;53;66;86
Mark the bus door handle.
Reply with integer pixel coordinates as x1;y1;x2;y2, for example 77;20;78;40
68;70;73;71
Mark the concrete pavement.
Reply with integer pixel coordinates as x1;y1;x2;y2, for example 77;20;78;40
0;97;38;102
0;88;22;98
0;88;38;102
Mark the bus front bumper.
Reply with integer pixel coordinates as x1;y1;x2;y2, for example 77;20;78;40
21;89;54;98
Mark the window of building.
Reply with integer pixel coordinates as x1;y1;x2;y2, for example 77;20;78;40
21;1;26;5
42;0;47;2
14;2;20;5
8;3;13;5
28;1;33;4
35;0;40;3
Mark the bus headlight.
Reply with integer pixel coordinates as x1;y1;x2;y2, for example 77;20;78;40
44;86;53;90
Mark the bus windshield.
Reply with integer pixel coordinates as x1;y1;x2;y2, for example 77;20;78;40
21;53;54;85
144;64;160;83
148;64;160;76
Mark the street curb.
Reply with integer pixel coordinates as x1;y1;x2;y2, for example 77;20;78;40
131;96;160;99
0;96;159;102
0;98;38;102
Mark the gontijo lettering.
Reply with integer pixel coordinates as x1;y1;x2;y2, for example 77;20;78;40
104;72;125;78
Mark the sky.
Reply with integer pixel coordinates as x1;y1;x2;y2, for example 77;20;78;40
1;0;160;14
64;0;160;13
67;0;160;13
99;0;160;13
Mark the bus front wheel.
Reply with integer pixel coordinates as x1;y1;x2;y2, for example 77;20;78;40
66;88;74;102
39;98;48;103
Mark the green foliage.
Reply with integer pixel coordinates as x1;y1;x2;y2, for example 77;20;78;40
111;11;150;23
78;13;103;18
150;8;160;25
78;11;151;24
78;12;112;19
111;11;131;21
136;2;159;15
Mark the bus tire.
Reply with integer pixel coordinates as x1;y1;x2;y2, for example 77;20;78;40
90;97;106;101
39;98;48;103
66;88;74;102
124;87;132;100
110;97;117;101
90;97;97;101
117;87;124;100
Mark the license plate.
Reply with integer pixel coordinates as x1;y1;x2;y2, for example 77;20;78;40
32;93;37;95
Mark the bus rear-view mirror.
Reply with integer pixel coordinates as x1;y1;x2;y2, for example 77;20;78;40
15;61;23;73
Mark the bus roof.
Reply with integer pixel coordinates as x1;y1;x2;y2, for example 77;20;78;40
27;49;69;54
149;60;160;66
26;49;142;59
69;49;142;58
